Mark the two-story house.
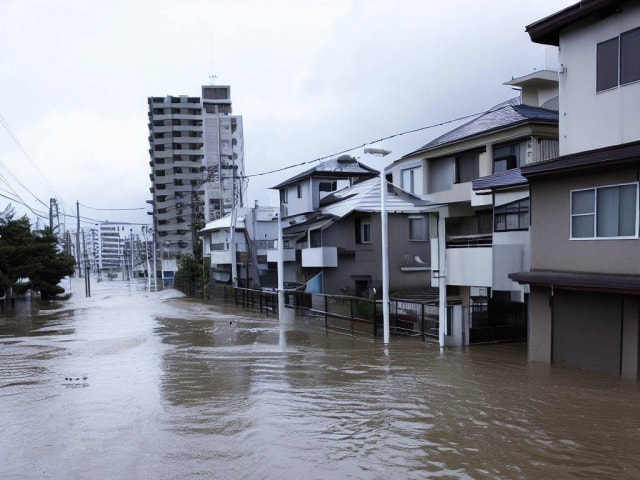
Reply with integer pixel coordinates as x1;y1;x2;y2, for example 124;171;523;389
510;0;640;378
270;155;430;296
201;204;279;289
391;74;559;345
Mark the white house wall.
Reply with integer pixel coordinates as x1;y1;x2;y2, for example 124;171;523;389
446;247;492;287
558;3;640;155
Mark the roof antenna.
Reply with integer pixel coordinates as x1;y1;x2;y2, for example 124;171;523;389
209;31;218;85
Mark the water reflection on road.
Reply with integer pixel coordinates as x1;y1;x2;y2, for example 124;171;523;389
1;279;639;479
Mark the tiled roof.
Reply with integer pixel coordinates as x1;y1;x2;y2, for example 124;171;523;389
472;168;528;192
403;100;558;158
271;155;378;189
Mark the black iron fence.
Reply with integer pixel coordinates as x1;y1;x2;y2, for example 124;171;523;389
209;284;279;316
287;291;439;341
468;298;527;344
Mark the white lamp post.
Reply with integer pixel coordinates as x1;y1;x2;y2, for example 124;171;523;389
364;147;391;344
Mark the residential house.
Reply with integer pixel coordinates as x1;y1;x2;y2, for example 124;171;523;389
270;156;430;296
391;75;559;345
201;205;279;289
510;0;640;378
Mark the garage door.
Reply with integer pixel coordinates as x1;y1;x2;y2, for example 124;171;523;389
553;290;622;375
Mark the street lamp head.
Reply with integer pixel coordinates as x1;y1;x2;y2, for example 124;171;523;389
364;148;391;157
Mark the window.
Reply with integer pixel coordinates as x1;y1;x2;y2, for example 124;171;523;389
297;182;302;198
408;216;428;241
494;199;529;232
493;141;526;173
621;27;640;85
355;218;372;244
571;183;638;238
361;222;372;243
281;188;288;204
455;151;480;183
319;181;337;193
597;27;640;92
401;166;423;195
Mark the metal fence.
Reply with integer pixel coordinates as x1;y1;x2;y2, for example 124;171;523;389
209;284;279;316
468;299;527;344
208;285;440;341
288;291;439;341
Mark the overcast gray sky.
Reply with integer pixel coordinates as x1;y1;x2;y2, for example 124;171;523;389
0;0;573;229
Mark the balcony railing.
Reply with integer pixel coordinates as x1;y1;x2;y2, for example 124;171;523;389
445;212;493;248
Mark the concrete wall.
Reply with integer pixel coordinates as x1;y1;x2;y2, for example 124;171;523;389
529;286;552;364
529;167;640;275
558;3;640;155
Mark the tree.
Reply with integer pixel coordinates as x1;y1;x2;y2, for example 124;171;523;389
0;208;76;300
173;254;203;297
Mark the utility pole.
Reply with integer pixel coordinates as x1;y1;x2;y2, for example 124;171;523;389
82;229;90;297
76;201;82;278
152;229;157;291
130;228;134;283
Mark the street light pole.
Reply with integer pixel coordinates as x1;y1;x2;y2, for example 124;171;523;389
364;147;391;344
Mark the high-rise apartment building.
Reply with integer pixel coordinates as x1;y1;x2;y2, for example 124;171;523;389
147;86;244;278
201;85;245;223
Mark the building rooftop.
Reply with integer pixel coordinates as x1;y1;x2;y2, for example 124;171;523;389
526;0;626;46
472;168;528;193
402;101;559;158
271;155;378;189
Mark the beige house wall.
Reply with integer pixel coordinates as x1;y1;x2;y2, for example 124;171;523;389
529;167;640;275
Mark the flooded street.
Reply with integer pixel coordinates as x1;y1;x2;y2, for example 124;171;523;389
1;279;639;480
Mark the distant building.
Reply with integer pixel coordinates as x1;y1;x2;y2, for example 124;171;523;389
147;86;244;280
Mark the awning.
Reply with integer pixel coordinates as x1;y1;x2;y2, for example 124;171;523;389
509;270;640;295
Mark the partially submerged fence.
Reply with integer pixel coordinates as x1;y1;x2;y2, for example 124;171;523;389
209;284;279;316
208;284;439;341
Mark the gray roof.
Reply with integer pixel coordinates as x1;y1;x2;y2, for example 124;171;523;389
321;177;427;218
403;100;559;158
472;168;528;192
271;155;378;189
282;177;428;236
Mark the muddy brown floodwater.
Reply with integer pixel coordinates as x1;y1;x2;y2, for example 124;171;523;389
1;278;639;480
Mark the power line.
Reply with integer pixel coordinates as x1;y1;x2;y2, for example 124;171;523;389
0;112;59;209
78;202;146;211
240;110;485;179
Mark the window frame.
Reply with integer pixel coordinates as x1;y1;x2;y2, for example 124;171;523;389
355;218;373;244
401;166;423;195
408;215;428;241
494;198;530;232
596;27;640;92
492;141;526;174
360;222;372;244
570;182;639;240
